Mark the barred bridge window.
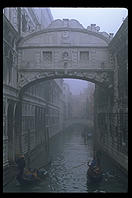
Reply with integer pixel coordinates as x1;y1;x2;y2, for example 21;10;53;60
80;51;89;63
43;51;52;64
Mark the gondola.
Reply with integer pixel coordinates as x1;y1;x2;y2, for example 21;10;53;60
37;168;48;178
87;166;103;183
16;169;48;185
16;174;40;185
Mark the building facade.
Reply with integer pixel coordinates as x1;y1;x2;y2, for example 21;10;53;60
70;82;95;121
3;8;128;185
3;8;67;185
63;83;72;121
3;8;53;36
94;17;128;172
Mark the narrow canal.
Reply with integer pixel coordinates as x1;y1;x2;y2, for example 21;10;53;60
4;125;128;193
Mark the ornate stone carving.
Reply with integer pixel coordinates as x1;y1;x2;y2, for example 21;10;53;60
35;52;41;65
54;51;60;63
61;30;71;44
18;69;113;90
18;69;113;88
62;30;69;38
87;24;100;32
72;51;78;65
62;51;69;60
48;19;84;29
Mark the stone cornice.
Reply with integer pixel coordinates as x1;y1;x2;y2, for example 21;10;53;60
18;68;113;72
18;27;110;47
17;45;109;49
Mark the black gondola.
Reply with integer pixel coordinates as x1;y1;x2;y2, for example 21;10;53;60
16;174;40;185
37;169;48;178
16;168;48;185
87;166;103;183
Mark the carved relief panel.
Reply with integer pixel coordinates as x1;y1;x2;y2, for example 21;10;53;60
35;52;41;66
54;50;60;64
90;49;96;67
61;30;71;44
71;50;78;66
53;48;72;68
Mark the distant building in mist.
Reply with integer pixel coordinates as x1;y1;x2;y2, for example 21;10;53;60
70;83;95;120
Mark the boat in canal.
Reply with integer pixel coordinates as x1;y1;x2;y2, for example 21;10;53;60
16;174;40;185
87;132;92;138
16;168;48;185
87;161;103;183
87;168;103;183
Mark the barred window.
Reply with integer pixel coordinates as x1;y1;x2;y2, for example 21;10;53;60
43;51;52;64
80;51;89;63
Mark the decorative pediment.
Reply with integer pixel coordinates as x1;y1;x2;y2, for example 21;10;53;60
47;19;85;29
18;19;111;48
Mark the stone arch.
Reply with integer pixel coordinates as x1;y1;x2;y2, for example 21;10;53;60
18;70;113;97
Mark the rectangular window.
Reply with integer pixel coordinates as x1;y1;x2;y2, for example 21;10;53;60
43;51;52;64
80;51;89;63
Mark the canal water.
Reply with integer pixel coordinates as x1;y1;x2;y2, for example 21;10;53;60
3;126;128;193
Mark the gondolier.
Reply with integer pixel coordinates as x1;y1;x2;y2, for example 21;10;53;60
87;159;103;183
15;154;26;177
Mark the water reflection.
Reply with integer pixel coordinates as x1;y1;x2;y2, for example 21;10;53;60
4;126;127;193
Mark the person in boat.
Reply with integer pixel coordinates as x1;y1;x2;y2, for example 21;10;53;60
88;159;102;175
90;159;97;168
94;167;101;174
15;154;26;178
88;159;97;170
32;169;42;181
24;168;34;180
23;168;41;181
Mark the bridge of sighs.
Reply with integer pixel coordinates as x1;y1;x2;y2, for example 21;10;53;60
17;19;114;94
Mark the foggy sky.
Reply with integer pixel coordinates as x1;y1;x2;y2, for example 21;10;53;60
50;8;128;34
50;8;128;95
64;79;90;95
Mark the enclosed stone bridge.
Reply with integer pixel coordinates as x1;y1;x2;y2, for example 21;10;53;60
17;19;114;95
64;118;94;129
